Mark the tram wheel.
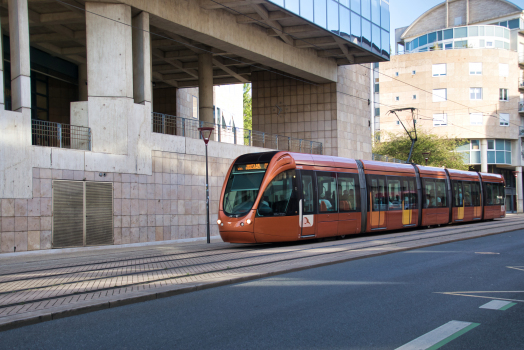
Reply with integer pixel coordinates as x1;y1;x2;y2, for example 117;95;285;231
338;235;347;240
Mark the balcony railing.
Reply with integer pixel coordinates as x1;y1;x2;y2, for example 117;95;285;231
520;54;524;65
152;112;323;154
519;102;524;113
32;120;91;151
520;79;524;89
372;154;407;163
520;126;524;137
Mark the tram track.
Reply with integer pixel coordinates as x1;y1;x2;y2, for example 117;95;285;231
0;218;521;311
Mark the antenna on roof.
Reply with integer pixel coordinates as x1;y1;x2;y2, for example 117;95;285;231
386;107;418;163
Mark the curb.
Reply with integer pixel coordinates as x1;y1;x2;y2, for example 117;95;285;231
0;223;522;332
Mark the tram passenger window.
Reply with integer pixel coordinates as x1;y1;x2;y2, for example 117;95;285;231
485;183;493;205
317;173;338;213
423;179;436;208
257;170;298;217
401;178;418;209
387;178;402;210
471;182;481;206
301;172;315;215
498;184;505;205
463;182;472;206
338;174;360;212
368;176;387;211
453;181;463;207
435;180;447;207
409;179;417;209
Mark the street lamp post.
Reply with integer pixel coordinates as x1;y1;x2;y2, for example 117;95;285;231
198;126;214;244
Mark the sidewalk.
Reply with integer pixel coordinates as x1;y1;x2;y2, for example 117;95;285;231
0;215;523;331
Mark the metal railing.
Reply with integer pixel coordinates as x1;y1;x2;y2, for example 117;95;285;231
152;112;323;154
32;120;91;151
372;153;407;163
519;102;524;113
520;126;524;137
519;79;524;89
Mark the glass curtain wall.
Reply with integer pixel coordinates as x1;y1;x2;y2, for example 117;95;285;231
268;0;390;58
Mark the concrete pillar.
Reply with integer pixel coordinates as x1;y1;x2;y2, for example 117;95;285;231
0;16;4;110
79;64;88;101
481;139;488;173
8;0;31;112
198;53;214;124
86;2;132;99
517;167;523;213
132;12;151;105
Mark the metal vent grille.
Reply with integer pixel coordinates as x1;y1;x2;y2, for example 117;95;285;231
86;182;113;246
52;181;84;248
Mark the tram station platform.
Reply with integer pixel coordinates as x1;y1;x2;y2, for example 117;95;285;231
0;215;523;332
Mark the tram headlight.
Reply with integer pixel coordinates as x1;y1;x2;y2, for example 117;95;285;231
246;219;252;225
217;219;221;225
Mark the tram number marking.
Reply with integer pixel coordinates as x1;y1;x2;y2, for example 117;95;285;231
302;215;314;227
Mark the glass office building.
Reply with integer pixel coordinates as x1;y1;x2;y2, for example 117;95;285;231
267;0;390;59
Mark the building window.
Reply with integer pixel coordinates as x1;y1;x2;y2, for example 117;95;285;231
470;87;482;100
413;95;417;100
432;88;447;102
454;17;462;26
375;108;380;116
469;63;482;75
499;113;509;126
499;63;509;77
432;63;446;76
395;96;399;101
487;139;512;164
499;88;508;101
395;72;399;76
412;70;416;75
374;83;379;93
433;113;447;126
470;113;483;125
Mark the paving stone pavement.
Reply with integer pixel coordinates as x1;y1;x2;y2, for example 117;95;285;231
0;215;523;331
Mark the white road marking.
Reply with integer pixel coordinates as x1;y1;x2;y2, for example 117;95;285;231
480;300;513;310
395;321;474;350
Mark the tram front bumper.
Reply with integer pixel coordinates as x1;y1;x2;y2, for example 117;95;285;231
219;231;257;243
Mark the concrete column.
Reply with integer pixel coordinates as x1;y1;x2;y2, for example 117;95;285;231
132;12;151;105
79;64;88;101
517;167;523;213
0;16;4;109
481;139;488;173
466;0;470;25
446;0;449;28
8;0;31;112
198;53;214;124
86;2;132;99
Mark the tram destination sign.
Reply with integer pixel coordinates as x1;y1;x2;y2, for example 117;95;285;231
235;163;269;172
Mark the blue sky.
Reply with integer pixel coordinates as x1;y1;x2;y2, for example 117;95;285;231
390;0;524;49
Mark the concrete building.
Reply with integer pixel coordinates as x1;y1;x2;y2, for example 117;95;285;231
0;0;390;253
376;0;524;213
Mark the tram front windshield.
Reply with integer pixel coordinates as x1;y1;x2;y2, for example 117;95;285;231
223;163;268;217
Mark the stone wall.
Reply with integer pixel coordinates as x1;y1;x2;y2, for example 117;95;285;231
0;147;241;253
251;65;372;159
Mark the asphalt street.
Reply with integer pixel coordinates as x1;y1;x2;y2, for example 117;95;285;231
1;229;523;349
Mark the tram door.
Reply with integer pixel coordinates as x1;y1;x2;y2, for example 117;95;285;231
369;176;387;229
299;170;316;237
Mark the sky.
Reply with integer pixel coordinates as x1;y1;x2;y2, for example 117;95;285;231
390;0;524;50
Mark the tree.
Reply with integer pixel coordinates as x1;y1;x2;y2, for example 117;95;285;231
243;83;252;131
373;129;469;170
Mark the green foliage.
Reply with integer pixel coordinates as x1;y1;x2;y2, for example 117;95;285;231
373;129;469;170
243;83;252;131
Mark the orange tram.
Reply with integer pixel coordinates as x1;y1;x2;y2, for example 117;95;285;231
218;151;506;243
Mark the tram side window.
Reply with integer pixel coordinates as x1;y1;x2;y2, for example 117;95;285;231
435;180;447;207
402;178;418;209
471;182;481;206
369;176;387;212
463;182;472;206
453;181;463;207
257;170;298;217
387;178;402;210
485;183;493;205
492;183;504;205
317;173;338;213
338;174;360;212
423;179;437;208
301;172;316;215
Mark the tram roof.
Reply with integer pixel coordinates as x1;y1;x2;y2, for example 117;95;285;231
479;172;505;183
